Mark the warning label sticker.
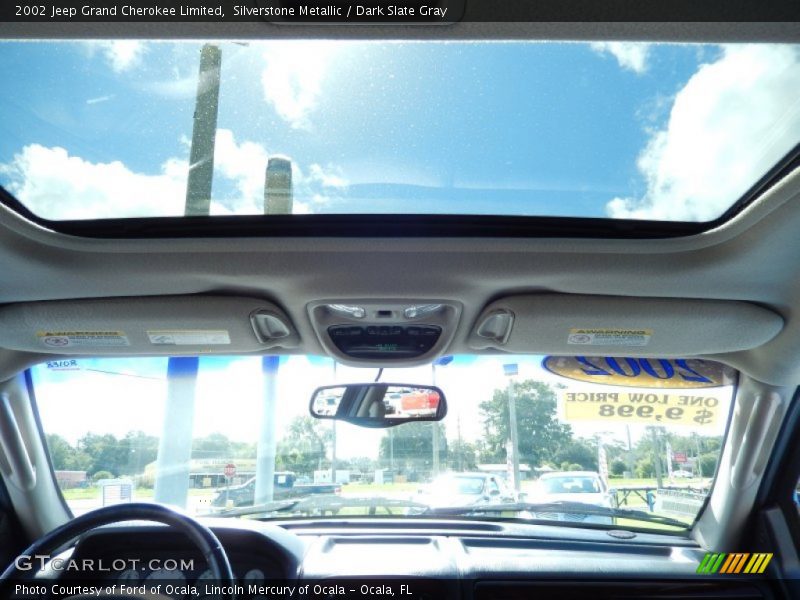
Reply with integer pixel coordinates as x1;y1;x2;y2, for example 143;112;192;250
37;331;130;348
567;328;652;346
147;330;231;345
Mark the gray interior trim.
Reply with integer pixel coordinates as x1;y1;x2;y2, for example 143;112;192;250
693;377;790;551
0;375;70;538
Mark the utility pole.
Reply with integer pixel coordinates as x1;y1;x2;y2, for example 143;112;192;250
389;429;394;474
330;360;337;484
457;416;463;471
503;363;521;493
626;425;635;477
431;365;440;477
650;427;664;489
694;433;704;478
431;357;453;477
155;44;221;509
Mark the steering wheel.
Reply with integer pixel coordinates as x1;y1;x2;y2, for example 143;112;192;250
1;503;235;600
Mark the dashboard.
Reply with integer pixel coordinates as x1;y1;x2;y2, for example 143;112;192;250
53;518;781;600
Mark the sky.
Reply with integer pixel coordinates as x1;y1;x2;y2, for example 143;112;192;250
0;41;798;222
31;355;734;463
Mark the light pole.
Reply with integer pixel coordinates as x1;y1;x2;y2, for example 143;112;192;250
650;426;664;489
331;360;337;484
503;363;521;493
389;428;394;475
694;433;704;478
431;356;453;476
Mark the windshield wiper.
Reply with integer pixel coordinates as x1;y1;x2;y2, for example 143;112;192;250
420;501;689;529
202;495;429;519
199;498;302;518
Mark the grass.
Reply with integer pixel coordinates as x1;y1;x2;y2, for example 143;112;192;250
61;477;708;503
61;486;216;501
340;481;421;494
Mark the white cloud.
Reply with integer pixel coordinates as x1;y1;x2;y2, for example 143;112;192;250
86;95;114;105
212;129;269;213
260;42;339;130
0;130;350;218
146;74;197;99
0;144;188;219
308;163;348;188
607;45;800;221
590;42;651;74
90;41;147;73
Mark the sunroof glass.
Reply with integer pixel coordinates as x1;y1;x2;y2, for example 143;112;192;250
0;41;798;223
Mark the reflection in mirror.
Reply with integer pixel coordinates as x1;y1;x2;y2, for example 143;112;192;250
311;386;346;417
309;384;446;428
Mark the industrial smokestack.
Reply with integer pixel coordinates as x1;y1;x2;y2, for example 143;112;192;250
264;156;293;215
184;44;221;217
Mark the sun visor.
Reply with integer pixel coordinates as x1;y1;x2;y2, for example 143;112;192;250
467;295;783;356
0;296;300;355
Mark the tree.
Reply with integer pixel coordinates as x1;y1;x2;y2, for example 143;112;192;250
76;433;125;477
120;431;159;476
231;441;257;459
276;416;333;476
552;438;597;471
447;439;478;471
379;422;447;475
46;434;92;472
92;470;113;482
347;456;377;475
635;456;655;478
46;434;77;471
479;380;572;470
610;458;627;477
699;452;719;477
192;433;232;459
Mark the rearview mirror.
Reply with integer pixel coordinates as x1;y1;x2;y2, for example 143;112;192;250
309;384;447;428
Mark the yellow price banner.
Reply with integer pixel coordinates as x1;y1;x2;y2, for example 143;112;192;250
558;389;725;427
543;356;735;389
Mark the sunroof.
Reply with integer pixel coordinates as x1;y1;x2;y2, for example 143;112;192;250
0;41;798;225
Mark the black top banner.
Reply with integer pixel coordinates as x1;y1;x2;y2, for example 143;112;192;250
2;0;800;23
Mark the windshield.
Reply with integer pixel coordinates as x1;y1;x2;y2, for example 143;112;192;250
32;355;736;532
1;41;799;223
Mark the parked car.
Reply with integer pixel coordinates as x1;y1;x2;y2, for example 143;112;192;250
400;388;441;415
672;469;694;478
530;471;613;507
415;472;515;509
210;471;341;508
523;471;615;525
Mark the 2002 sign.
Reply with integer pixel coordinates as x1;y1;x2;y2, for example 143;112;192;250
15;5;47;16
543;356;734;389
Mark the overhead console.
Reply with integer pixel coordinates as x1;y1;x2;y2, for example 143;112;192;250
308;300;461;366
467;294;784;357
